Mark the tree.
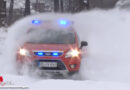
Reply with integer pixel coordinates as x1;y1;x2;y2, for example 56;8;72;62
69;0;85;13
24;0;30;16
0;0;6;26
68;0;71;12
8;0;14;25
83;0;90;9
54;0;60;12
60;0;63;12
35;0;38;11
79;0;86;11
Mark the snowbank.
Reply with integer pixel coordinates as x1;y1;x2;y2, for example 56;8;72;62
1;9;130;84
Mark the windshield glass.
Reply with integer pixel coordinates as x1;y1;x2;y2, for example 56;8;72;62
26;29;75;44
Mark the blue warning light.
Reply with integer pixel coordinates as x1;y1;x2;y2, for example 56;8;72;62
36;52;44;56
59;20;68;25
52;52;59;56
32;20;41;24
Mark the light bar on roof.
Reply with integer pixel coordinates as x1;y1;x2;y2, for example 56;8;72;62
32;20;41;24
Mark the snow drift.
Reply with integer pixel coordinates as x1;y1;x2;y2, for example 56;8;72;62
75;10;130;82
1;9;130;83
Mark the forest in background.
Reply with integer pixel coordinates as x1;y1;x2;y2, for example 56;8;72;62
0;0;119;27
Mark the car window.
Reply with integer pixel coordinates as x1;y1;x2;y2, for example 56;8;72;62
26;29;76;44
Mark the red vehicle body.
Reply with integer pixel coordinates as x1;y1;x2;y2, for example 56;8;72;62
16;20;87;74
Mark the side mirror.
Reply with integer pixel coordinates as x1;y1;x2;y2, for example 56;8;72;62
80;41;88;49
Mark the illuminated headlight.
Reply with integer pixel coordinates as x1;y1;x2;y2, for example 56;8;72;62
65;49;80;58
19;48;30;56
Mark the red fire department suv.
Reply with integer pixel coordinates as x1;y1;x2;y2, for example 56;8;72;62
16;20;88;75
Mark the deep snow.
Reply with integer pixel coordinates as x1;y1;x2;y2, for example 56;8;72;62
1;9;130;89
1;74;130;90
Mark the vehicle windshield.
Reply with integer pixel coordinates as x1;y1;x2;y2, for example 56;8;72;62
26;29;75;44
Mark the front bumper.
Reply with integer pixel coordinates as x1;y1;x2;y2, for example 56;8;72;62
38;70;69;74
17;55;81;73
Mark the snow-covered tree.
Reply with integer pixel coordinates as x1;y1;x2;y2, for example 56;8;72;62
116;0;130;9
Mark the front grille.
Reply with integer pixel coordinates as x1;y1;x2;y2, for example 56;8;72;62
35;60;66;70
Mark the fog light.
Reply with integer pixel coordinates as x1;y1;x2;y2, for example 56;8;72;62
70;64;76;69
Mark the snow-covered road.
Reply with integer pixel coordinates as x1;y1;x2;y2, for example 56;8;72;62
1;74;130;90
1;9;130;90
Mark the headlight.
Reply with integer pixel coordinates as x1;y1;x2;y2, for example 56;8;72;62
19;48;30;56
65;49;80;58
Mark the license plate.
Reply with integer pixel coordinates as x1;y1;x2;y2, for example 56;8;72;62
39;62;57;67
